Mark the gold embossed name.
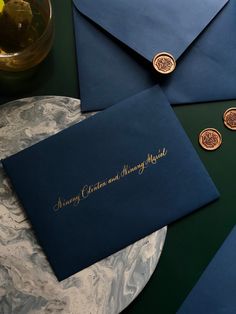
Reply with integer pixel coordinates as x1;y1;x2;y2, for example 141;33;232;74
53;148;168;212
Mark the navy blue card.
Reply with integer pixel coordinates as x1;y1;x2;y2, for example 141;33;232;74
177;226;236;314
2;87;219;281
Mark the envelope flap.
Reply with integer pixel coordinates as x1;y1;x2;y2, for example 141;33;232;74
73;0;228;63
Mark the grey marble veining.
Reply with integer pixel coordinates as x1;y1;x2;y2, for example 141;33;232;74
0;96;167;314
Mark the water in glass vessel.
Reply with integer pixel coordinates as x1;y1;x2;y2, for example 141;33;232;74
0;0;53;71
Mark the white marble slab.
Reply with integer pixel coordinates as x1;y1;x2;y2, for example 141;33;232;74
0;96;167;314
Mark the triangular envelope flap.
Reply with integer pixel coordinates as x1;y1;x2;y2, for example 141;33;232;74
73;0;228;63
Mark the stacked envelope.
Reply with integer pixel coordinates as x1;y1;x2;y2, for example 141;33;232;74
72;0;235;111
2;0;235;283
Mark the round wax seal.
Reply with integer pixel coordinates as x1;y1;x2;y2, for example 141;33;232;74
199;128;222;151
152;52;176;74
223;107;236;130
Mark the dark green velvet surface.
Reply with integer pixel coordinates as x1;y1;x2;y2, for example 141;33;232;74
1;1;235;313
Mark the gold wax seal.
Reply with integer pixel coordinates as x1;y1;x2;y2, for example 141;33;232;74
199;128;222;151
223;107;236;130
152;52;176;74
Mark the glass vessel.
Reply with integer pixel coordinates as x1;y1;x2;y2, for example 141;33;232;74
0;0;53;72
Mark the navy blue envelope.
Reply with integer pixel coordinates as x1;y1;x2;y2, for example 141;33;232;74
72;0;236;112
177;226;236;314
2;87;219;281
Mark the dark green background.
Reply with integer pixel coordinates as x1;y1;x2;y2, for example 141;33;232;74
1;1;235;313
